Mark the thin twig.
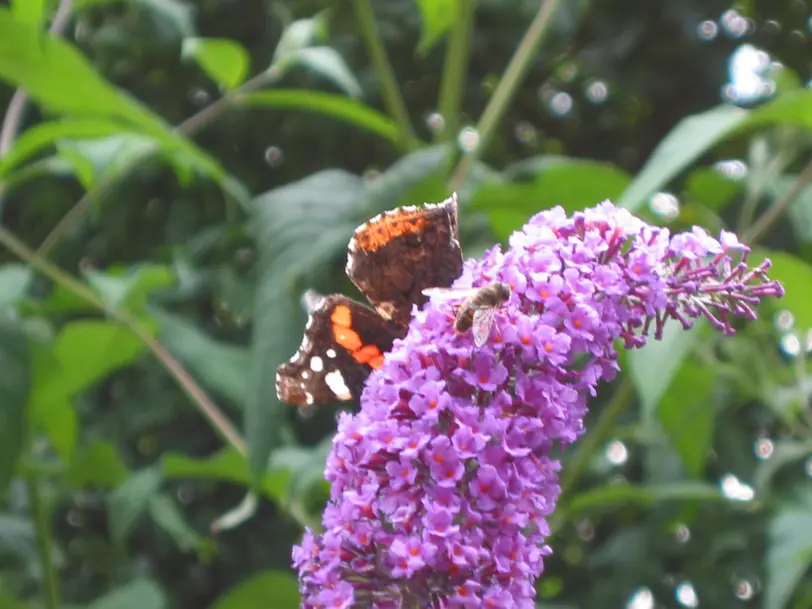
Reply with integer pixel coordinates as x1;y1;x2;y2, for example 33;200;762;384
37;70;277;256
742;156;812;244
0;224;247;455
27;479;60;609
448;0;561;191
352;0;418;150
436;0;478;142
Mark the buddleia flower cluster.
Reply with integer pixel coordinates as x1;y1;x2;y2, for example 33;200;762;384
292;201;784;608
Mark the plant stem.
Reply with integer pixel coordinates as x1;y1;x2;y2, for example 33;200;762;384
27;479;60;609
352;0;418;150
559;378;633;497
437;0;477;142
448;0;561;191
549;378;632;536
0;225;247;455
742;156;812;244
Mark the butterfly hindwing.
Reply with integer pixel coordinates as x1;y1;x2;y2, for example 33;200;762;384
275;295;401;408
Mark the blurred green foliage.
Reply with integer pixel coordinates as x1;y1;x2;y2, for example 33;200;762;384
1;0;812;608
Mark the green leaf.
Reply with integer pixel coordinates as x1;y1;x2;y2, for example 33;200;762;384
268;15;357;95
269;439;332;506
27;319;146;459
0;10;169;130
749;249;812;330
567;481;725;516
151;307;249;408
163;448;287;502
1;155;79;194
0;263;32;308
766;492;812;609
0;593;32;609
87;579;168;609
683;167;743;212
29;320;147;407
108;468;163;544
271;14;327;67
627;319;707;424
83;265;175;312
0;118;130;179
746;88;812;132
617;105;748;212
65;439;129;489
210;571;300;609
290;46;362;98
11;0;45;26
133;0;194;38
239;90;399;144
0;10;242;200
182;37;250;91
148;493;202;552
37;398;77;462
416;0;454;55
0;314;31;496
656;357;716;477
472;157;632;240
56;134;157;189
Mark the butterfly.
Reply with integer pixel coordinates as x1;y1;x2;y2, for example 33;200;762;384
275;195;464;408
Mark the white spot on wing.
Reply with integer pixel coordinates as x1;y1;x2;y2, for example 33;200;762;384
301;370;310;380
305;316;313;330
325;370;352;400
305;392;314;406
310;356;324;372
326;348;337;359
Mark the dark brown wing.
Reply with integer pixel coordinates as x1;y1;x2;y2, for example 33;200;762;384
275;295;402;408
345;194;463;328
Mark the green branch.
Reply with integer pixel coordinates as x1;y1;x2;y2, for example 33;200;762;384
352;0;419;150
0;225;248;456
550;378;633;535
449;0;561;191
27;479;60;609
437;0;477;142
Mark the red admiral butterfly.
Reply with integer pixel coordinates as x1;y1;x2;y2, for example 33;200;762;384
275;194;464;408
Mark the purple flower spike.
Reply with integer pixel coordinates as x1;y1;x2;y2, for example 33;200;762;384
293;201;784;608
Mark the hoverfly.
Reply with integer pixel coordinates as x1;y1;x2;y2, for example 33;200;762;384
422;282;512;347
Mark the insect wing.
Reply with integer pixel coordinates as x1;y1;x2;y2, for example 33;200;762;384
471;307;497;347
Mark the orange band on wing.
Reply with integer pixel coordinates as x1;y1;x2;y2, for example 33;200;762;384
330;303;387;369
354;213;428;252
331;305;352;328
352;344;383;365
334;326;363;352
